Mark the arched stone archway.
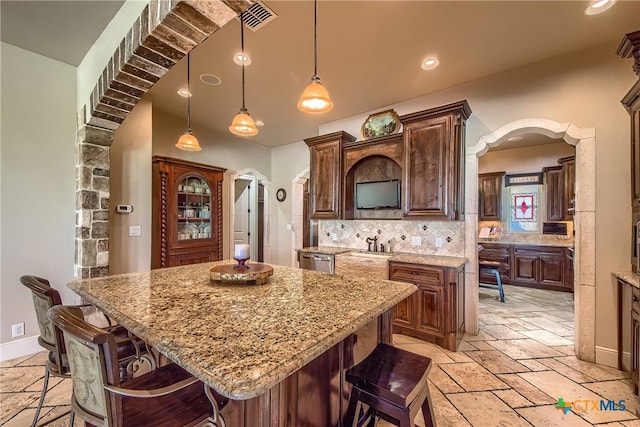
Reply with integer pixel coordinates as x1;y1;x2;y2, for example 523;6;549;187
75;0;252;279
464;118;596;361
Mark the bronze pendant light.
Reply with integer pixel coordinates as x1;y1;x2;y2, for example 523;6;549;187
297;0;333;113
176;52;202;151
229;13;258;136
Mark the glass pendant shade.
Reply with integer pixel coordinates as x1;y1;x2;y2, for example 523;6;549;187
229;108;258;136
298;76;333;113
176;52;201;151
176;130;201;151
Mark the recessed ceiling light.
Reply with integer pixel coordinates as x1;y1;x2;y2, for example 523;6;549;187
200;74;221;86
177;88;191;97
421;58;439;70
507;136;523;142
255;119;264;127
233;52;251;66
585;0;615;15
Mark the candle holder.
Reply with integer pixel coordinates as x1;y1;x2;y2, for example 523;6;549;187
233;256;250;270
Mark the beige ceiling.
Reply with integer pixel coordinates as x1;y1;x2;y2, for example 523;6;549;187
2;1;639;148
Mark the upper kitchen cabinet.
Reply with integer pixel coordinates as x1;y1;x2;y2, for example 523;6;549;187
617;31;640;207
479;171;506;221
152;156;225;269
400;101;471;220
304;131;356;219
544;156;575;221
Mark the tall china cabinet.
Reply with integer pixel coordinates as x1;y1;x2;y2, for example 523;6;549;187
152;156;226;268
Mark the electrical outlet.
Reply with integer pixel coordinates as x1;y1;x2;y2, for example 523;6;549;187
332;233;338;241
435;237;443;248
128;225;141;237
411;236;422;246
286;224;292;231
11;322;24;337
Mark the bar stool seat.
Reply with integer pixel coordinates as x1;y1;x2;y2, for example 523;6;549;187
343;343;435;427
479;260;505;303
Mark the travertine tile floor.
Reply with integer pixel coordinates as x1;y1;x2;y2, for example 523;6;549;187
1;285;638;426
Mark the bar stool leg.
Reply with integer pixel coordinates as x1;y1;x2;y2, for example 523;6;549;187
421;386;436;427
493;269;505;303
344;388;361;427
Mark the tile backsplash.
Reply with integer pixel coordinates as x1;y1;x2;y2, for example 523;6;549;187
318;220;465;257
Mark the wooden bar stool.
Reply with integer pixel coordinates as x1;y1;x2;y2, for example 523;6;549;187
479;260;505;302
343;343;436;427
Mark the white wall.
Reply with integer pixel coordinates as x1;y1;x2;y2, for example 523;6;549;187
0;43;77;348
479;142;575;174
110;98;153;274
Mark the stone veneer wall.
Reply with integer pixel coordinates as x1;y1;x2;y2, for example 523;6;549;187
74;0;252;279
318;220;466;257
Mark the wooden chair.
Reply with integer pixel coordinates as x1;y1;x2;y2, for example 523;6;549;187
20;275;155;427
49;304;229;427
343;343;436;427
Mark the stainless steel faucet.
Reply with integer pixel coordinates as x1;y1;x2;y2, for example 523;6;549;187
366;236;378;252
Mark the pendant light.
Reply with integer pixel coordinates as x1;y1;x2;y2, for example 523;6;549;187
297;0;333;113
176;52;202;151
229;13;258;137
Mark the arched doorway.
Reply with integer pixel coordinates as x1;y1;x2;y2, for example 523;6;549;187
465;118;596;361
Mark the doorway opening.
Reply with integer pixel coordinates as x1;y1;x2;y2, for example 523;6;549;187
229;169;271;263
466;118;596;362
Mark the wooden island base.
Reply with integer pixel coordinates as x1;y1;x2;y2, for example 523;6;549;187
219;313;390;426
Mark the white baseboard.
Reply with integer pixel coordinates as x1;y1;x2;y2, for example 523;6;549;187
596;345;629;370
0;335;41;362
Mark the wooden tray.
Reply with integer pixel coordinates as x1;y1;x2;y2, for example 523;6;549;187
209;263;274;285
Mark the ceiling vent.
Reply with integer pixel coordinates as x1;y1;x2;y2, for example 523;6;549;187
238;1;277;31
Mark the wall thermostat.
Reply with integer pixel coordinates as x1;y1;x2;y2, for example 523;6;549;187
116;205;133;214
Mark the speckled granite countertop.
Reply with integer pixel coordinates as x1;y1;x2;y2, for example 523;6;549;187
478;238;573;248
299;247;467;268
612;271;640;288
68;261;416;400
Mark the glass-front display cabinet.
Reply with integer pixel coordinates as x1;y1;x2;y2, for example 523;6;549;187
152;156;226;268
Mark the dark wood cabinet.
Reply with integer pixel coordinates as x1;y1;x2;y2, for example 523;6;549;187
543;166;565;221
152;156;225;269
617;31;640;207
559;156;576;219
305;131;356;219
511;245;568;291
479;171;505;221
390;262;465;351
479;243;573;292
400;101;471;220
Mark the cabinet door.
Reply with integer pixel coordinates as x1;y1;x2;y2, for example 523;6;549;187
539;255;564;286
632;308;640;392
512;254;538;283
310;140;342;219
170;251;213;266
563;158;576;220
632;97;640;207
416;285;445;337
544;166;564;221
392;293;416;328
403;116;452;218
478;172;505;221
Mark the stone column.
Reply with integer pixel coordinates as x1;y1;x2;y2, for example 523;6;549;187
75;125;115;279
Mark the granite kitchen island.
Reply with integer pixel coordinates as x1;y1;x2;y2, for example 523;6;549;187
68;261;416;426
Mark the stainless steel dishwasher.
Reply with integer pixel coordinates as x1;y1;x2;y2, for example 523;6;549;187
298;251;335;273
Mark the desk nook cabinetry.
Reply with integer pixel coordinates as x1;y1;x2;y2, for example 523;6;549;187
152;156;225;268
390;262;465;351
304;101;471;220
479;172;506;221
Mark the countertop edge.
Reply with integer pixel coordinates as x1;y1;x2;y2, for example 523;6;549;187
299;247;467;268
612;271;640;288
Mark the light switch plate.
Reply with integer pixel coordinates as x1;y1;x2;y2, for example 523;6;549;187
129;225;141;237
286;224;292;231
435;237;444;248
411;236;421;246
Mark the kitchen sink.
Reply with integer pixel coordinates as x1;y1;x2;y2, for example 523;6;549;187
341;251;392;259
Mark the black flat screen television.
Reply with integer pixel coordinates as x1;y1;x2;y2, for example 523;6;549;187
355;179;401;209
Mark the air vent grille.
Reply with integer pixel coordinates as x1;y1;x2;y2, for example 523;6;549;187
238;1;277;31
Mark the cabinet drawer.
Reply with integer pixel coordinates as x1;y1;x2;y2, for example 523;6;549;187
633;287;640;315
513;245;564;256
389;263;443;286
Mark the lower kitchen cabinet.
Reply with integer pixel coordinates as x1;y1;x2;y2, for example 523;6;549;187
390;262;465;351
632;286;640;394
